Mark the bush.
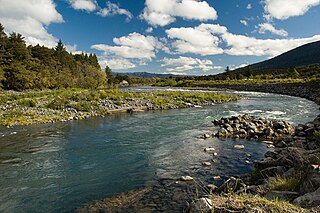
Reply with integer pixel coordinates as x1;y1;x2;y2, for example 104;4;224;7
17;98;36;107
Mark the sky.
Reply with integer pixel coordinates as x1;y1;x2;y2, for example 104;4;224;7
0;0;320;76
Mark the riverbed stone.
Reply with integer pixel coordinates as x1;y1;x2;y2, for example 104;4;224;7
180;176;194;181
293;187;320;208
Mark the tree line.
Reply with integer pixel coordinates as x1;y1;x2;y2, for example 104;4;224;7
0;23;106;91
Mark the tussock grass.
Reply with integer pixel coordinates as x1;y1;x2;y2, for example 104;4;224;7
268;176;300;191
208;193;307;213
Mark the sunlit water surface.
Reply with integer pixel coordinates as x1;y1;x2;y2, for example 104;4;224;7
0;87;319;212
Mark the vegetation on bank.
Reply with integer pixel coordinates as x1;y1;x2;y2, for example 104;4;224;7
205;193;307;213
0;88;237;126
0;23;106;91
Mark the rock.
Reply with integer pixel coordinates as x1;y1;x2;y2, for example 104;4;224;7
234;144;245;149
265;191;300;202
267;144;275;148
261;141;273;145
260;166;286;177
204;147;215;153
274;140;287;148
213;176;221;180
263;127;273;136
264;151;278;159
203;133;211;139
180;176;194;181
190;198;212;213
202;162;212;166
207;184;217;191
293;187;320;208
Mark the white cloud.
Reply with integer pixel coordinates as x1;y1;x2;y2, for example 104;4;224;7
146;27;153;33
247;4;252;9
264;0;320;20
141;0;218;27
258;23;288;36
240;20;248;26
164;71;187;75
99;57;136;70
161;56;214;72
165;24;224;55
97;2;133;21
67;0;97;12
165;23;320;57
0;0;63;47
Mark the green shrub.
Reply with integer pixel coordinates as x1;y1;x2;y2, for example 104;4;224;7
17;98;36;107
268;176;300;191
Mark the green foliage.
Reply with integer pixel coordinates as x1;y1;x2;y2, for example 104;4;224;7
314;131;320;138
17;98;36;107
0;23;106;91
268;176;300;191
46;96;70;110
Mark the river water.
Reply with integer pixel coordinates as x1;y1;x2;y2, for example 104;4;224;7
0;87;319;212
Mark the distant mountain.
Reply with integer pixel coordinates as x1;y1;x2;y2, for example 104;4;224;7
112;72;186;78
236;40;320;72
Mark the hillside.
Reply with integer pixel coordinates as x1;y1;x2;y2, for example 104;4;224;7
237;40;320;72
112;72;187;79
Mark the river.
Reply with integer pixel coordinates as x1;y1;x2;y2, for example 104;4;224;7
0;87;319;212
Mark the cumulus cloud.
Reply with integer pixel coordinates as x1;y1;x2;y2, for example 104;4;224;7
67;0;97;12
258;23;288;36
247;4;252;9
141;0;218;27
0;0;63;47
91;32;167;60
161;56;214;72
165;23;320;57
264;0;320;20
165;24;225;55
240;20;248;26
98;57;136;70
97;2;133;21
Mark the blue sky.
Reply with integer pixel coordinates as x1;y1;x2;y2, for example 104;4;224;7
0;0;320;75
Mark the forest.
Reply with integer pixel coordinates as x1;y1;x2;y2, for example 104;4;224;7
0;23;106;91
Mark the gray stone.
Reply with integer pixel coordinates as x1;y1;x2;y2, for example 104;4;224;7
260;166;286;177
293;187;320;208
190;198;212;213
180;176;194;181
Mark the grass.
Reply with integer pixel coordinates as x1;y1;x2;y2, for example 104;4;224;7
314;131;320;138
268;176;300;191
205;193;307;213
0;88;237;126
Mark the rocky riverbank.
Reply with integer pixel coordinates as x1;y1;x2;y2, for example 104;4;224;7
75;82;320;213
0;89;237;126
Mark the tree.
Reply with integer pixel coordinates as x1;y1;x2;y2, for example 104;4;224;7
225;66;230;73
7;33;30;62
105;65;113;85
0;23;8;66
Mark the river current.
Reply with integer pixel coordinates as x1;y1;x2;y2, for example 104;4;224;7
0;87;319;212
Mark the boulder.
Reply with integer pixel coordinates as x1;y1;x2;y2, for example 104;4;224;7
293;187;320;208
190;198;212;213
260;166;286;177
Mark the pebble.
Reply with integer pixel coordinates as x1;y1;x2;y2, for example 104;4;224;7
213;176;221;180
234;144;245;149
202;162;212;166
180;176;194;181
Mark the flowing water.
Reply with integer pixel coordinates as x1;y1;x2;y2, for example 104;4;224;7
0;87;319;212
